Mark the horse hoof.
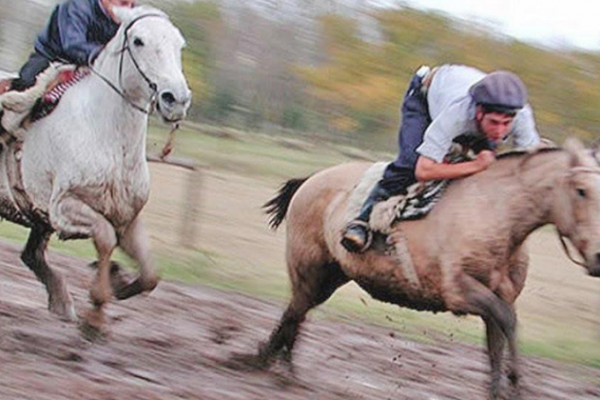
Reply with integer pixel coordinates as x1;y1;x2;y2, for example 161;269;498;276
79;320;108;342
223;352;270;372
49;301;78;322
79;308;108;341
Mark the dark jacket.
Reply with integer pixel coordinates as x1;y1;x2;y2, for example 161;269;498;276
35;0;119;65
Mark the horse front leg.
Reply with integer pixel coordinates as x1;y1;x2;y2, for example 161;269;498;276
444;273;519;400
482;316;505;399
113;216;158;300
51;196;117;338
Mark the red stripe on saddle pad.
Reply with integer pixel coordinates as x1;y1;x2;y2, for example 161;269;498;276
43;68;90;103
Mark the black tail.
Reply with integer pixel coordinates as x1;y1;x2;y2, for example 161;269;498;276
264;177;309;230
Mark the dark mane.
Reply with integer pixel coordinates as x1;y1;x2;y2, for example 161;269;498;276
496;147;562;160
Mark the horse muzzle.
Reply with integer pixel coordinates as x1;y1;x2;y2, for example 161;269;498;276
156;89;191;123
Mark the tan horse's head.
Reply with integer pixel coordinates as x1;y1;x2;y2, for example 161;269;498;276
552;139;600;277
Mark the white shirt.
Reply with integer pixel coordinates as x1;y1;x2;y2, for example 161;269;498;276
416;64;540;163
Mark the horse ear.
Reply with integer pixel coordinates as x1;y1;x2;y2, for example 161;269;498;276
563;137;592;168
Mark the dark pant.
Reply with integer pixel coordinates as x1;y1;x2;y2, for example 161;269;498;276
0;52;50;132
356;70;430;222
10;52;51;92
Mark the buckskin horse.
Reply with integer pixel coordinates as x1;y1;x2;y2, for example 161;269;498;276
260;139;600;399
0;6;190;336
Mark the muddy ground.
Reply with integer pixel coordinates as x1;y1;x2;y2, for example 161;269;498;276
1;241;599;400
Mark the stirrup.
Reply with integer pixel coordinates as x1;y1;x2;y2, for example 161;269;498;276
341;220;373;253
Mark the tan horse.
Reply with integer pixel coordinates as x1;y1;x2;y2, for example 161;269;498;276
259;140;600;399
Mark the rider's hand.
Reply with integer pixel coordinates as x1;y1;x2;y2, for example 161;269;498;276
475;150;496;171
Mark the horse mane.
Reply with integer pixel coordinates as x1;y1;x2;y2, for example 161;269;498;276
492;147;566;173
496;147;562;160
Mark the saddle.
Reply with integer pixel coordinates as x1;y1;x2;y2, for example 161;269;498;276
0;64;90;135
346;142;478;235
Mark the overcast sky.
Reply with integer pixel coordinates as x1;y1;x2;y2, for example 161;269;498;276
404;0;600;51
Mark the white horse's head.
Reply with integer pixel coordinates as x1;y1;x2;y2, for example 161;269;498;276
99;6;191;123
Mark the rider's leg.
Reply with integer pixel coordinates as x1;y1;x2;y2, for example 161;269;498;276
10;53;51;92
0;53;50;133
341;67;431;253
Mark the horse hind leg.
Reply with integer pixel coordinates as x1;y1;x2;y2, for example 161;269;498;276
20;225;77;321
258;261;349;368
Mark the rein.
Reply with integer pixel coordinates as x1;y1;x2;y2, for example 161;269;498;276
160;122;179;160
89;13;181;159
556;163;600;268
556;229;588;268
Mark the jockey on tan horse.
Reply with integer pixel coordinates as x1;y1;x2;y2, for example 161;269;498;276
342;65;541;253
0;0;136;132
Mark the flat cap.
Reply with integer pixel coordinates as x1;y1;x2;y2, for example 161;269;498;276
469;71;527;112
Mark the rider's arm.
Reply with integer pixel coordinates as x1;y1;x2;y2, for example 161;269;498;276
57;1;101;65
415;152;495;182
415;99;495;182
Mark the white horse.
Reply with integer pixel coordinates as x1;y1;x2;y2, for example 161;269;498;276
0;6;191;335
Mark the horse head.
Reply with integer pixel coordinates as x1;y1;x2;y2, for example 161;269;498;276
553;138;600;277
97;5;191;123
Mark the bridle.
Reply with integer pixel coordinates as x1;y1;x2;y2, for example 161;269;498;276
89;12;180;159
556;163;600;268
90;13;167;114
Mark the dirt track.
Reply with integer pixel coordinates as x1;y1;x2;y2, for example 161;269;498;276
1;241;599;400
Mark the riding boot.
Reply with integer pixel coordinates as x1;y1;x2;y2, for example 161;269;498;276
341;182;390;253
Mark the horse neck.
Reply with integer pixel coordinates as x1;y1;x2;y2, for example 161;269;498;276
489;151;569;245
86;55;149;164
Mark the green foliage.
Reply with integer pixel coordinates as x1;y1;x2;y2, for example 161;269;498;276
281;105;306;130
204;88;237;122
163;1;222;118
161;2;599;146
296;6;600;144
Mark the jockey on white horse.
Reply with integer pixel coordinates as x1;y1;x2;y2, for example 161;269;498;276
0;3;191;337
0;0;136;133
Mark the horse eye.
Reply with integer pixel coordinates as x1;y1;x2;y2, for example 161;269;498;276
133;37;144;47
577;188;586;198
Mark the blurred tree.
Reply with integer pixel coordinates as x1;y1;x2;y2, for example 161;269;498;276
163;0;223;120
146;1;600;147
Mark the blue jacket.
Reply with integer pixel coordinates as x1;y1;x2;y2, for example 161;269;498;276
35;0;120;65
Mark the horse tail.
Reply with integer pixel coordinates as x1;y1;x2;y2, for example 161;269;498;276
264;177;309;230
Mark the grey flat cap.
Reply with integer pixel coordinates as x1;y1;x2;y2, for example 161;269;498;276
469;71;527;111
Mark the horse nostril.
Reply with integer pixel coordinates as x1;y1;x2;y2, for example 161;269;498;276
161;92;176;105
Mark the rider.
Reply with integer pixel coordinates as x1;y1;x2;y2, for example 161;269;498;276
341;64;541;253
0;0;136;132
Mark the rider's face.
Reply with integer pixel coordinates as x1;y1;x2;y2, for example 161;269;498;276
476;107;516;143
103;0;136;22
